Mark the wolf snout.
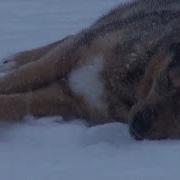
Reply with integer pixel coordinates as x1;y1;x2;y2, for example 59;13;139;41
129;106;157;140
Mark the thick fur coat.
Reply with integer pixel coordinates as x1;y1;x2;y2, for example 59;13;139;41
1;0;180;139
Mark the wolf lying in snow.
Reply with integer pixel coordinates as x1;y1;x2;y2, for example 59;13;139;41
1;0;180;140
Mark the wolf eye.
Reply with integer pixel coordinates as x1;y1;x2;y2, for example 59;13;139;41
169;59;180;69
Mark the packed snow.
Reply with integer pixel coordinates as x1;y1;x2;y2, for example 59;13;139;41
0;0;180;179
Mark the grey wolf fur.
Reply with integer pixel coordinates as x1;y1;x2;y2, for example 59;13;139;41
1;0;180;139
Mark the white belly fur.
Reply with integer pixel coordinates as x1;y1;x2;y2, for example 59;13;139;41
68;55;106;111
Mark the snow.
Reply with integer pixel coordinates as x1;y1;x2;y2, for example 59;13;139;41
0;0;180;179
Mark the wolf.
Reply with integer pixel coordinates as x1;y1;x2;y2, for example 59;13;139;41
0;0;180;140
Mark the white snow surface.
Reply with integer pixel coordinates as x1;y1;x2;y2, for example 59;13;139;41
0;0;180;179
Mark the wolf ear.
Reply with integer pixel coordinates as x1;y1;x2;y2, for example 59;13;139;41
168;42;180;69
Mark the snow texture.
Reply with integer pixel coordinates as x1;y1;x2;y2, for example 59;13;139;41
0;0;180;179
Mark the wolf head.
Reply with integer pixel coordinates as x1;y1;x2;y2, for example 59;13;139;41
129;40;180;140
